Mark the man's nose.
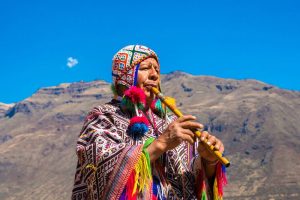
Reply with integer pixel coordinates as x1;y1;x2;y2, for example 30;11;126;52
149;66;158;80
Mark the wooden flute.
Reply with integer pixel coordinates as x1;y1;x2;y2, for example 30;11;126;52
151;87;230;167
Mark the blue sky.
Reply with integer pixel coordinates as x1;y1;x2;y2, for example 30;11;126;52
1;0;299;103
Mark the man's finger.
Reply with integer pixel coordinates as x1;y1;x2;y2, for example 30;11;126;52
180;121;204;130
177;115;197;123
181;128;195;138
200;131;209;142
207;135;216;146
181;132;195;144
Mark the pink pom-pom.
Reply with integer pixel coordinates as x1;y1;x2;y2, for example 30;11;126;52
129;116;149;127
124;86;146;105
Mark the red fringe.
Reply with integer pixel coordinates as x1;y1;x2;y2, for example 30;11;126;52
216;163;227;197
125;170;138;200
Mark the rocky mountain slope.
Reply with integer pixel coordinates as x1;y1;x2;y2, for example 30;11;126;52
0;72;299;199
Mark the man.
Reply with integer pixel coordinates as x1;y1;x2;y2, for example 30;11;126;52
72;45;227;199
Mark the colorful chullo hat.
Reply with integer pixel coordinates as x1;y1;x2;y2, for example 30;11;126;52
111;45;159;139
112;45;159;94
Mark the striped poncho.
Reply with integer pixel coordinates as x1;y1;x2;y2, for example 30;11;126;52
71;100;226;200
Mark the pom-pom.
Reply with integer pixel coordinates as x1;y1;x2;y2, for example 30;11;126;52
124;86;146;104
122;86;146;111
121;98;135;111
150;97;176;118
128;116;149;138
150;98;165;117
129;115;149;126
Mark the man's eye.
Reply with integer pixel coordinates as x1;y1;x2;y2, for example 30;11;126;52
139;67;149;70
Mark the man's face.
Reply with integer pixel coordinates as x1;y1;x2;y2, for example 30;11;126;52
136;57;160;101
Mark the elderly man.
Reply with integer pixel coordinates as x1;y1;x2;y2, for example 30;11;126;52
72;45;227;200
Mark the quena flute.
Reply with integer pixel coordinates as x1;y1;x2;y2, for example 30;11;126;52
151;87;230;167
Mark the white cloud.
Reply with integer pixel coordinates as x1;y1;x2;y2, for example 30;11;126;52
67;57;78;68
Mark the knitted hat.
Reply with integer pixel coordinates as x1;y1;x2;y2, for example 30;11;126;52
112;45;159;96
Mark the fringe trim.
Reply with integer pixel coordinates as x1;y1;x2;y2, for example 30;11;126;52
123;138;154;199
214;162;227;199
201;182;208;200
197;162;227;200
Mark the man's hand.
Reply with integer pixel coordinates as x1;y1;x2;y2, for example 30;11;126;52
197;131;225;162
157;115;204;151
147;115;203;162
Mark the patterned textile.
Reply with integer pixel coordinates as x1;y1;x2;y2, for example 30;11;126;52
71;99;213;200
112;45;159;91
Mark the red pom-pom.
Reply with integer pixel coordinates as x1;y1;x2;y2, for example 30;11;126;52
129;116;149;127
124;86;146;105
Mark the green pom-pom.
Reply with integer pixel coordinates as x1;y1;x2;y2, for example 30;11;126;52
121;97;135;111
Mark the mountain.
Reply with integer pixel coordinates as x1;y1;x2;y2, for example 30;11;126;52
0;72;299;199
